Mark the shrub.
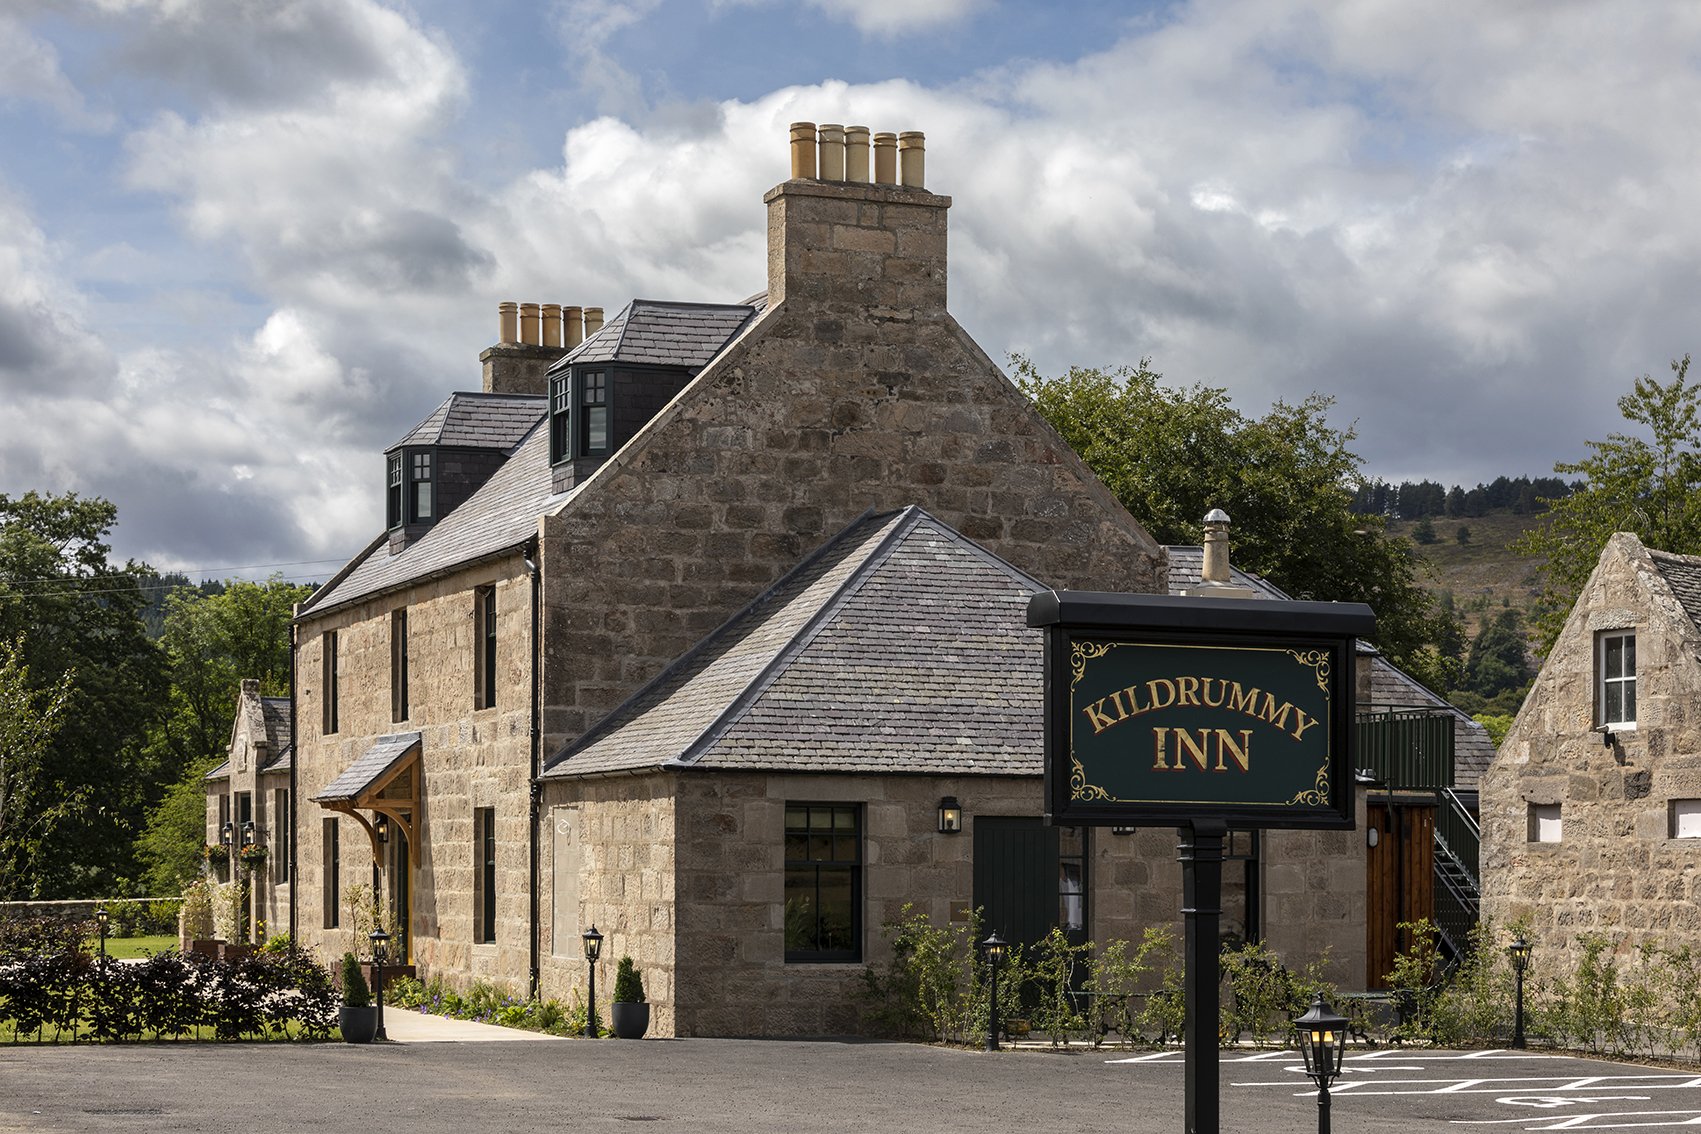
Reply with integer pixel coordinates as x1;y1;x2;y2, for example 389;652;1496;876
340;953;371;1008
613;957;646;1004
179;880;216;940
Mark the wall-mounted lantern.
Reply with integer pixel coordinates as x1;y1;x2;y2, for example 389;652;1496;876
937;797;963;834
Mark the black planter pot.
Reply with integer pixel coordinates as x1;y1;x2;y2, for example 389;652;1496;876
611;1002;650;1040
339;1004;378;1044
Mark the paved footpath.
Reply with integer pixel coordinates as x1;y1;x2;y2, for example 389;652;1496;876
4;1033;1699;1134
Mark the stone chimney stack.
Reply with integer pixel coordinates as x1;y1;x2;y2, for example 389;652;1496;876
481;300;593;396
765;121;950;314
1181;509;1259;599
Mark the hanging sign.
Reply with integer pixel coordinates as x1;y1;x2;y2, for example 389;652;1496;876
1027;591;1375;829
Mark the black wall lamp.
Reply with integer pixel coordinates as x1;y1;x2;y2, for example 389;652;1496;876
937;797;963;834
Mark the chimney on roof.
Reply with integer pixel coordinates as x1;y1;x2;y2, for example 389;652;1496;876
585;307;604;336
1181;509;1259;599
480;300;587;396
766;121;950;313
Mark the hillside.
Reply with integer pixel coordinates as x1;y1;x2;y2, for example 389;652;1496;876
1385;511;1549;640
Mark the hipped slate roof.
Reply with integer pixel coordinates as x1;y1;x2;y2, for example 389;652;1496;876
1164;544;1499;786
388;392;545;452
314;732;421;803
542;506;1047;779
549;300;760;371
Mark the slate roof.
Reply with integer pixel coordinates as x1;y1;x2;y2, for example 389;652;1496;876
299;421;567;615
1164;544;1498;786
542;507;1047;779
388;392;545;452
548;300;759;371
205;760;229;781
261;697;292;773
314;733;421;803
1649;547;1701;633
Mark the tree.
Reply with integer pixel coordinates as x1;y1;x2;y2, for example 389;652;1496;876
0;637;73;900
1463;609;1534;700
1412;518;1438;545
1455;525;1471;545
1015;357;1448;684
0;492;167;897
1514;356;1701;650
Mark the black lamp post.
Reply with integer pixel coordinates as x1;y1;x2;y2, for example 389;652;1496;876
582;924;603;1038
1294;995;1349;1134
980;932;1008;1052
94;904;109;971
370;926;390;1041
1508;935;1533;1050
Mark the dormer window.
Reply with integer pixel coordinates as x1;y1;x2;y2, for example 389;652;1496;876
550;367;613;465
387;447;437;530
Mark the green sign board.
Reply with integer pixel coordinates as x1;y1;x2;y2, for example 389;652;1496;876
1029;592;1375;829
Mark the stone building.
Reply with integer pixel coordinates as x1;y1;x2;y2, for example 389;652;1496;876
287;123;1385;1035
1481;532;1701;966
203;678;293;941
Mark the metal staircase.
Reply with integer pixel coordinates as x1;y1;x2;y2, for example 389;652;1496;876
1432;788;1481;962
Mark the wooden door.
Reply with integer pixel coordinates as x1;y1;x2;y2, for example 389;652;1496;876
1366;802;1436;989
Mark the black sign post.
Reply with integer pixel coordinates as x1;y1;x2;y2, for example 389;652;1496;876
1028;590;1374;1134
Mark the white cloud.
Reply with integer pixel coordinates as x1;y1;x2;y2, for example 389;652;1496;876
0;14;109;128
801;0;986;35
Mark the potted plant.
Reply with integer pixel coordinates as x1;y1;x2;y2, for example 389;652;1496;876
611;955;649;1039
238;844;268;870
338;951;378;1043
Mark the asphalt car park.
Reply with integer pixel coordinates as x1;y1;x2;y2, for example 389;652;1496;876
5;1031;1701;1133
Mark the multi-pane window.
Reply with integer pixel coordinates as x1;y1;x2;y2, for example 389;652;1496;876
274;788;292;883
323;818;340;928
580;370;609;454
784;803;861;962
410;451;433;521
549;372;572;464
1058;826;1085;934
475;807;497;944
474;586;497;710
1600;631;1636;727
391;608;409;723
320;630;339;735
386;453;403;528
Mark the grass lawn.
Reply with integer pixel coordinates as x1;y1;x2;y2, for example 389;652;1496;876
0;1018;341;1044
94;935;178;960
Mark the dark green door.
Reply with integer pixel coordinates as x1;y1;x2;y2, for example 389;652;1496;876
973;818;1087;950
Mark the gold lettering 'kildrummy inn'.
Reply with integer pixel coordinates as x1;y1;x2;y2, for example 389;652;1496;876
1082;676;1322;743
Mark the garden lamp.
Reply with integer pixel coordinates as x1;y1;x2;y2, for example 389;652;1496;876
370;926;390;1041
95;904;109;970
1508;935;1533;1049
583;924;603;1038
1294;995;1349;1134
980;931;1009;1052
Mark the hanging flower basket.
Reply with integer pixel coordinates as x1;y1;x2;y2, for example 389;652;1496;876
238;844;268;868
204;843;229;867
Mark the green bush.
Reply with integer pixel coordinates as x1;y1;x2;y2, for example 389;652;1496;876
340;953;371;1008
613;957;646;1004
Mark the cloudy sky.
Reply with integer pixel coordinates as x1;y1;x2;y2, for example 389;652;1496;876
3;0;1698;583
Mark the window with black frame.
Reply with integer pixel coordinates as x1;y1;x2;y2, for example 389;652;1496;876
580;369;608;454
386;453;403;528
549;371;571;464
784;804;861;962
409;451;433;521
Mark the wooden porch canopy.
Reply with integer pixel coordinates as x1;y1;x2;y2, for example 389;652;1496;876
311;731;420;866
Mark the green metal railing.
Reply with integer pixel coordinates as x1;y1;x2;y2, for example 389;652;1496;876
1356;708;1456;791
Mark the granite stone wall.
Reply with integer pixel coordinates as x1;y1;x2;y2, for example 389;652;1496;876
293;552;537;992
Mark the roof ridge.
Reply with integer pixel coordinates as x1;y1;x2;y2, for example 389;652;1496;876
609;299;636;358
670;507;928;768
541;506;900;774
628;298;758;312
